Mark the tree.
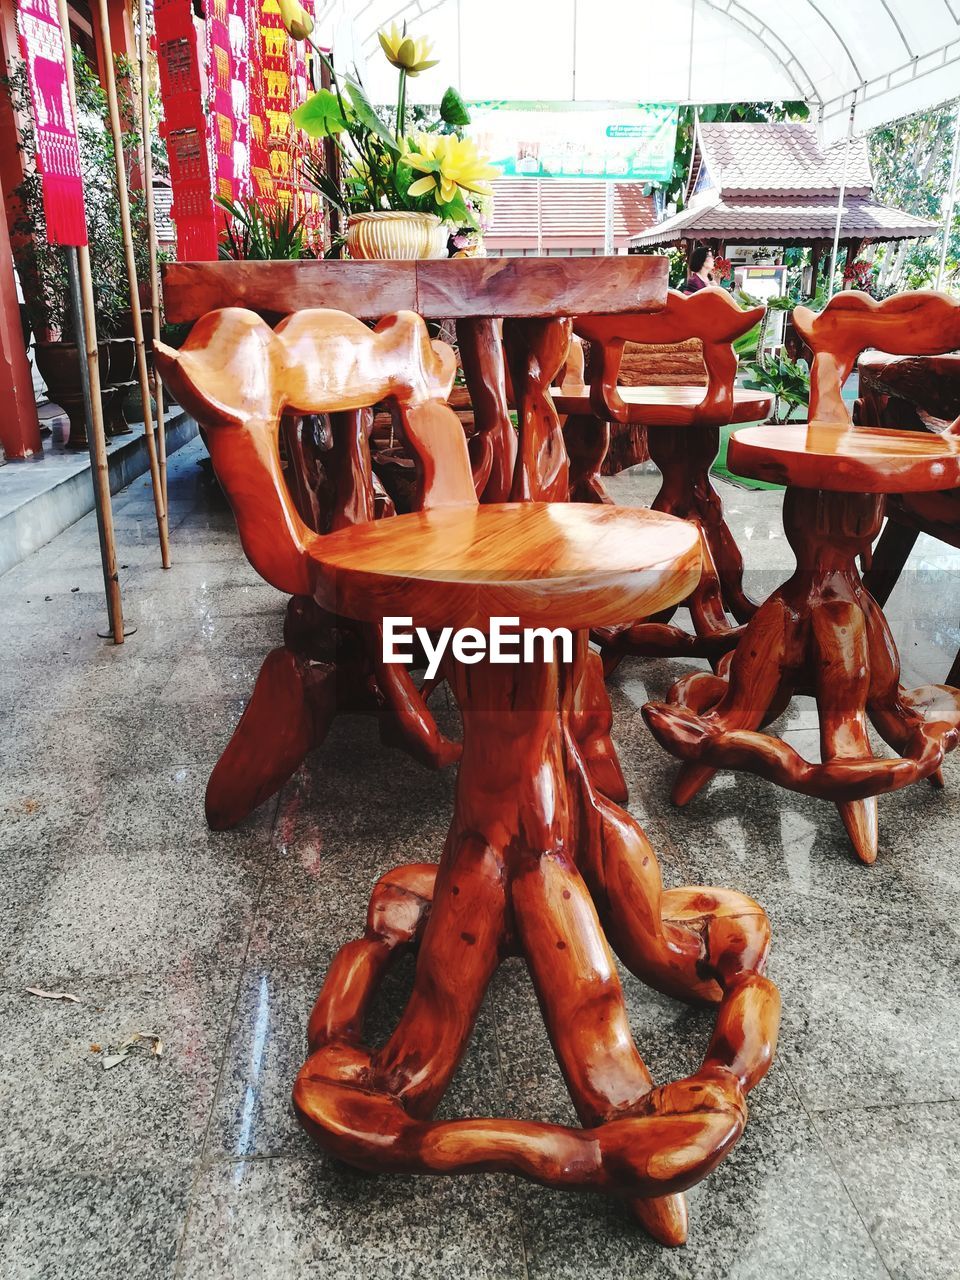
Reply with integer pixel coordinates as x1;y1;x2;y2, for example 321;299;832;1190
869;102;959;293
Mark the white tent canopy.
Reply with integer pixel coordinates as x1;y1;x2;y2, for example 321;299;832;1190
316;0;960;142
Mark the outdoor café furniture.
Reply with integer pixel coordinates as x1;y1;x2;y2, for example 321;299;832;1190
161;257;668;827
643;291;960;864
856;351;960;687
553;288;772;669
154;305;780;1247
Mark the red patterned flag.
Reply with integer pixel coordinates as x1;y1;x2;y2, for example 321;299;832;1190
16;0;87;245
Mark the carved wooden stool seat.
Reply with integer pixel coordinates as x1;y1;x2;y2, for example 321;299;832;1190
157;305;779;1246
643;292;960;863
555;289;771;669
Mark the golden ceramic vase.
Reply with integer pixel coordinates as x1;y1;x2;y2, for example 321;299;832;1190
345;211;449;260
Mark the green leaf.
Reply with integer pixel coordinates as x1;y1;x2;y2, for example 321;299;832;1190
293;89;350;138
345;81;399;155
439;87;471;127
436;187;472;226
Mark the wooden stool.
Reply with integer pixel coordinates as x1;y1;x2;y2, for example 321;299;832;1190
555;289;771;668
157;307;780;1245
644;292;960;863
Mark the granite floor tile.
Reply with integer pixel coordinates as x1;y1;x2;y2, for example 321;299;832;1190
177;1158;526;1280
517;1102;889;1280
770;891;960;1112
0;969;237;1176
0;1162;193;1280
815;1100;960;1280
0;827;266;983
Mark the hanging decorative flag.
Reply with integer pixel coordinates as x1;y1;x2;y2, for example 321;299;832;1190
15;0;87;245
156;0;322;260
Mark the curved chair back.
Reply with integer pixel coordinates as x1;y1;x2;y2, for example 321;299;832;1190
794;290;960;428
155;307;476;597
571;287;765;427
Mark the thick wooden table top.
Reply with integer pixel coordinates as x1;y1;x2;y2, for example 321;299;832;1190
551;383;773;426
308;502;701;632
729;421;960;493
161;256;669;324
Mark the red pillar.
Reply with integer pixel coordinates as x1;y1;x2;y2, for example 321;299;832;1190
0;202;42;459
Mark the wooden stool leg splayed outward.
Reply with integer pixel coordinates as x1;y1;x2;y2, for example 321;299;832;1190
156;307;779;1244
644;292;960;863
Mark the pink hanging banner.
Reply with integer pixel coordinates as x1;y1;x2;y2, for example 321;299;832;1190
16;0;87;245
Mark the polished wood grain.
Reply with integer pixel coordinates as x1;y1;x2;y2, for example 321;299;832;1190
159;302;779;1241
153;306;632;822
728;421;960;493
794;290;960;424
560;289;769;666
160;255;669;324
294;634;779;1242
309;502;702;631
553;383;772;425
648;290;960;861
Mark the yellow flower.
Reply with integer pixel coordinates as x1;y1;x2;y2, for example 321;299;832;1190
278;0;313;41
378;22;439;76
403;134;499;206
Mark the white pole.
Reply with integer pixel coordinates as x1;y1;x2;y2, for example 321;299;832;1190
828;103;856;299
604;181;614;255
936;99;960;291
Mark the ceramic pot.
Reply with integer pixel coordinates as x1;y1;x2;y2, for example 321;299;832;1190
345;211;448;261
35;340;114;450
103;337;137;436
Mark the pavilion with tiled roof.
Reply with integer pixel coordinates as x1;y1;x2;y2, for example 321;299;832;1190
628;121;937;270
485;180;657;256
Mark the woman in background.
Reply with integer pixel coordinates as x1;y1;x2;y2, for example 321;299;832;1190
681;246;715;293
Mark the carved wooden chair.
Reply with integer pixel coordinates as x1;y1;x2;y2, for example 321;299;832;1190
553;288;771;668
855;352;960;687
155;306;779;1245
643;291;960;863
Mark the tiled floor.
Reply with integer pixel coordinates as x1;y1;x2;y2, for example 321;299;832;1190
1;438;958;1279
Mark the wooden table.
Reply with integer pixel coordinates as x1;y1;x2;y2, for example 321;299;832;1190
160;257;669;829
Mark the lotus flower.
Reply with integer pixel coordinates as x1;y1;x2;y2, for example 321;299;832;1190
378;22;439;76
403;134;499;206
278;0;313;41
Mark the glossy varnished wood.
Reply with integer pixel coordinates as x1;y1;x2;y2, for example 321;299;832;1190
560;289;769;664
293;636;779;1241
309;502;702;632
728;422;960;493
158;303;780;1241
160;255;669;323
647;290;960;861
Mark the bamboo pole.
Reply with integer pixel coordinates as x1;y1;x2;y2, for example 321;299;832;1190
56;0;125;643
94;0;171;568
137;0;167;508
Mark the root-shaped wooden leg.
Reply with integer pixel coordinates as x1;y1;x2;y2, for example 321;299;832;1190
563;412;613;504
294;646;779;1235
368;622;462;770
811;600;878;863
503;317;573;502
569;636;628;802
456;317;516;503
644;595;797;806
205;646;338;830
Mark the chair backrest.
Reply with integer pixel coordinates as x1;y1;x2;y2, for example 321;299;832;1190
794;290;960;427
571;287;765;426
155;307;475;597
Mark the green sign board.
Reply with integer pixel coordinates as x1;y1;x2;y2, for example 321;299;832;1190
468;101;679;181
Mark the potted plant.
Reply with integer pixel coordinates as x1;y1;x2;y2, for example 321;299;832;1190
283;5;498;259
5;50;159;443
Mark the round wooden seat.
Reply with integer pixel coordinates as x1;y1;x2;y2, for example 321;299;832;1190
552;384;773;426
308;502;702;632
728;421;960;493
